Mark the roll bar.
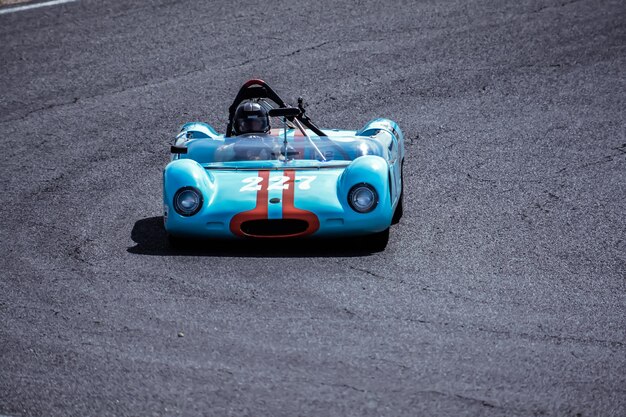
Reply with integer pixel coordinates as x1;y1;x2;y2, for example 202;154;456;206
225;79;326;137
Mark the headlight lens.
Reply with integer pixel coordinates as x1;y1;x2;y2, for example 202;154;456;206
173;186;203;216
348;183;378;213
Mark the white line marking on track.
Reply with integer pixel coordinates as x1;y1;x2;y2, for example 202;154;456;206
0;0;78;15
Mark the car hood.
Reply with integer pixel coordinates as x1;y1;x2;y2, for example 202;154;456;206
205;166;345;216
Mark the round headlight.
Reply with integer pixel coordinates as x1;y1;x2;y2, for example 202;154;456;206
348;183;378;213
173;186;203;216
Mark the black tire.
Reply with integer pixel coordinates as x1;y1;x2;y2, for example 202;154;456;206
392;191;403;224
167;233;187;249
392;161;404;224
365;228;390;252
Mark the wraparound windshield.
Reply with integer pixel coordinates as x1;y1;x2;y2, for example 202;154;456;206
187;133;386;167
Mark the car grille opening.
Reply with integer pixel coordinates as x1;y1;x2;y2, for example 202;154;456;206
240;219;309;237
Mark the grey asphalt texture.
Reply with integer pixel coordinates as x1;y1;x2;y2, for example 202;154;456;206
1;0;625;416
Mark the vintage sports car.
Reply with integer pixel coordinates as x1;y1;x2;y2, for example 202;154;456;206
163;79;404;247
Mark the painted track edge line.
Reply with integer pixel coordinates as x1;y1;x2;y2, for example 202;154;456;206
0;0;78;15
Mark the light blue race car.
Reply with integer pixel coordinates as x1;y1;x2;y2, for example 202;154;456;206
163;79;404;248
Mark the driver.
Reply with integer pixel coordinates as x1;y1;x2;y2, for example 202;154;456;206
215;101;279;161
233;101;270;135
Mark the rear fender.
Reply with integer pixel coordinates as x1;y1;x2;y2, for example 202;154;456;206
357;118;404;161
178;122;220;140
357;118;402;140
173;122;224;162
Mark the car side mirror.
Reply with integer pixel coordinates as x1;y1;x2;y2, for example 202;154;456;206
171;145;188;154
268;107;301;118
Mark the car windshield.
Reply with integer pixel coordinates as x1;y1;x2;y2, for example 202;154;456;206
193;132;386;167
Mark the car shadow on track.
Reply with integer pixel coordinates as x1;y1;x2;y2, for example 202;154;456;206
128;217;383;257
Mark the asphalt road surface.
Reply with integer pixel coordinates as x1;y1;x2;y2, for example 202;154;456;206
1;0;625;416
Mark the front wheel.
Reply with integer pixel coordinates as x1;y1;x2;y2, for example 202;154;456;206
167;233;189;249
392;191;403;224
364;228;389;252
392;161;404;224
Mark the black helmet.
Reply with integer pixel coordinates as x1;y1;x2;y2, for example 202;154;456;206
233;101;270;135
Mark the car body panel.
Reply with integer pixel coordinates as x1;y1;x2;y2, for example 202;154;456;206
164;147;396;239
